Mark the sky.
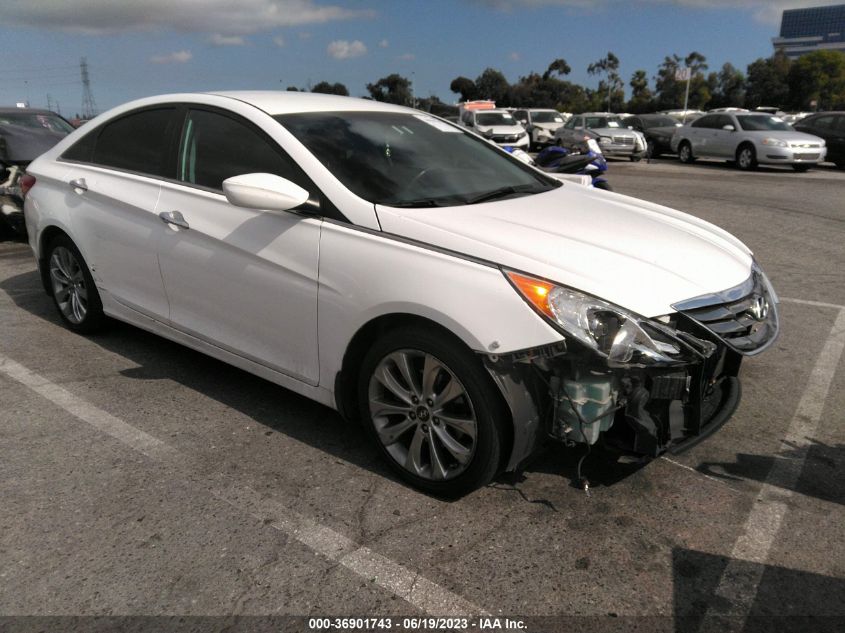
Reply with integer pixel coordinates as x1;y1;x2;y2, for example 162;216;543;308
0;0;842;116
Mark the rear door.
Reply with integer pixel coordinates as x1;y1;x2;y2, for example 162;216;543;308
155;106;321;384
60;106;179;319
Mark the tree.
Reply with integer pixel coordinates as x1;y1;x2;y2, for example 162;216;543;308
787;50;845;110
543;58;571;80
286;86;300;91
744;52;790;109
627;69;654;113
474;67;510;103
654;52;710;111
708;63;745;109
449;76;477;101
311;81;349;96
588;52;623;111
366;73;412;105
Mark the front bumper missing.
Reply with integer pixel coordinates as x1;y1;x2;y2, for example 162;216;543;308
484;334;744;471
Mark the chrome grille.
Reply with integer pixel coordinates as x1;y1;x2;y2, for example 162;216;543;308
612;136;634;145
793;152;820;160
672;269;779;355
492;134;521;143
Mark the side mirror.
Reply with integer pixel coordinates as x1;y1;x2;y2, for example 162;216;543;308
222;173;310;212
722;124;735;131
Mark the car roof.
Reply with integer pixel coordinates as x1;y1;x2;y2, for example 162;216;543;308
206;91;412;116
0;107;59;116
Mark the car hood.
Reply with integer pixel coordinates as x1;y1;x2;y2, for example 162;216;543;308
533;122;563;131
478;125;524;135
647;125;679;139
590;127;635;137
375;186;753;317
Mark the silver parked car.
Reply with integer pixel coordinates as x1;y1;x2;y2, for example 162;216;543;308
671;112;827;172
554;113;646;161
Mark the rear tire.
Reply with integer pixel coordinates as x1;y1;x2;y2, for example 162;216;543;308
678;141;694;163
45;235;106;334
358;326;507;497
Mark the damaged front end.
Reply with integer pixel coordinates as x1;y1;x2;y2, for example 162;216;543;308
486;266;779;471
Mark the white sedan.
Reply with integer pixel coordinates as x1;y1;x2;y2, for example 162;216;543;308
24;92;779;496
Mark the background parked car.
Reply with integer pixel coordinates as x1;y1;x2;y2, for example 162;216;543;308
554;113;646;161
0;107;74;237
622;114;681;157
792;111;845;169
458;106;529;150
512;108;569;150
671;112;827;171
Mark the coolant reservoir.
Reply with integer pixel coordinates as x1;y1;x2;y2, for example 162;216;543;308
557;374;617;444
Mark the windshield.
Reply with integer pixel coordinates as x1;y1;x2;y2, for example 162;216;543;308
584;117;623;129
0;112;74;135
531;111;564;123
475;112;515;126
276;111;557;207
643;116;679;129
736;115;792;132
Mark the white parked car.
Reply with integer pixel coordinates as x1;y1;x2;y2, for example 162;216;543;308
458;107;529;150
24;92;779;496
512;108;568;150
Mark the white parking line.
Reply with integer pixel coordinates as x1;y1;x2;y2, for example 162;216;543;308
0;352;484;617
707;307;845;618
781;296;845;310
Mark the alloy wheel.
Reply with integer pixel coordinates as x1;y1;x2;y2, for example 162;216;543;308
368;349;477;481
50;246;88;324
738;148;754;169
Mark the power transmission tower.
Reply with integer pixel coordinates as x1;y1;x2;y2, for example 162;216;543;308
80;57;98;119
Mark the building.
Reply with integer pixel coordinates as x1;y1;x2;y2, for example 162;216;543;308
772;3;845;59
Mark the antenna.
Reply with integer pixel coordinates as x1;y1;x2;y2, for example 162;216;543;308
80;57;98;119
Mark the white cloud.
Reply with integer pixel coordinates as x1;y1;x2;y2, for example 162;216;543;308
210;33;246;46
273;35;286;46
397;52;415;61
473;0;844;24
327;39;367;59
379;38;389;48
150;50;193;64
0;0;376;35
508;51;521;61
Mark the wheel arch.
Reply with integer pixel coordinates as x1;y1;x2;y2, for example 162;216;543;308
334;311;514;469
37;224;73;295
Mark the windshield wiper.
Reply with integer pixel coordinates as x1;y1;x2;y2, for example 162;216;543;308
464;184;541;205
382;197;450;208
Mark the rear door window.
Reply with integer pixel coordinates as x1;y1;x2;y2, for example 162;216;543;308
92;108;177;177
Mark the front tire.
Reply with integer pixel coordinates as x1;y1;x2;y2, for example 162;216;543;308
792;164;811;172
46;235;106;333
358;326;506;497
736;144;757;171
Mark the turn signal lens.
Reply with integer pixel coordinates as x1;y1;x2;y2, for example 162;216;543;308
506;271;555;318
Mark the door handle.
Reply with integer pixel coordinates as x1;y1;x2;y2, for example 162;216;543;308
159;210;189;230
68;177;87;192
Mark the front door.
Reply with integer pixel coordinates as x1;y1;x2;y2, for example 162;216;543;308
156;108;321;385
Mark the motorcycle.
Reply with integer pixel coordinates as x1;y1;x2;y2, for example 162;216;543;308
504;139;612;191
533;143;612;191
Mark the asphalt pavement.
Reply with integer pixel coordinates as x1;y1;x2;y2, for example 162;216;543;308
1;159;843;632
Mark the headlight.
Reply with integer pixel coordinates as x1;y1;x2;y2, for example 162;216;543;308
598;136;612;145
761;137;787;147
505;270;706;366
